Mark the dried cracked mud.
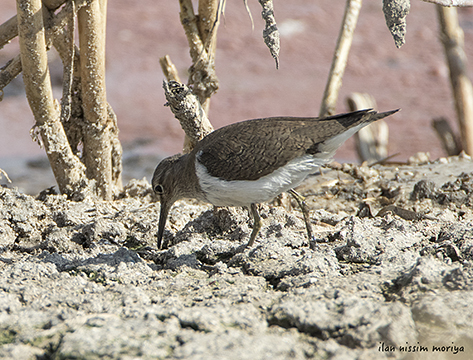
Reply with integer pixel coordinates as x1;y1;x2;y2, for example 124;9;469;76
1;155;473;359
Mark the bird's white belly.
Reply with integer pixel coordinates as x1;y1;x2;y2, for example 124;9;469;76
195;154;330;207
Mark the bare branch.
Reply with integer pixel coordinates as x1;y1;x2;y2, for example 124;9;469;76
58;0;75;123
42;0;67;10
179;0;206;63
0;0;91;50
159;54;181;83
424;0;473;5
0;55;22;96
432;117;461;156
1;0;86;94
48;2;84;159
437;5;473;154
383;0;410;49
173;0;222;152
0;16;18;50
108;103;123;191
178;0;220;115
163;80;214;153
198;0;220;52
258;0;279;69
16;0;89;198
35;119;92;200
243;0;254;30
17;0;57;127
0;168;12;183
319;0;362;117
78;0;113;199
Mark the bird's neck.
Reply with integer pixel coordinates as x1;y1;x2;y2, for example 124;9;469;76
177;152;205;201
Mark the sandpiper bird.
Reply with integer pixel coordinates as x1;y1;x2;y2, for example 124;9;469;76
152;109;398;249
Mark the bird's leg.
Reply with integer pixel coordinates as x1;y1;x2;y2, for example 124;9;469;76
247;203;262;247
288;189;314;241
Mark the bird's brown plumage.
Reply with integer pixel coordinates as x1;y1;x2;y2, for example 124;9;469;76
193;109;397;181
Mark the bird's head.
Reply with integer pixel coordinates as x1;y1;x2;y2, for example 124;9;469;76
152;153;188;249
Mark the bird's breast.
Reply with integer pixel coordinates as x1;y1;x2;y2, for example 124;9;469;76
194;153;330;207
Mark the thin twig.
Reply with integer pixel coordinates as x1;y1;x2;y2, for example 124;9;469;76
0;55;22;96
108;103;123;191
258;0;279;69
0;168;11;183
319;0;362;117
423;0;473;5
59;0;75;123
159;55;181;82
50;3;84;158
0;16;18;50
243;0;254;30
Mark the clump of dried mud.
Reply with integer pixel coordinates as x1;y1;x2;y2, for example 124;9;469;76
0;155;472;359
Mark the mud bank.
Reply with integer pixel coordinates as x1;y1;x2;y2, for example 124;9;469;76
0;155;472;359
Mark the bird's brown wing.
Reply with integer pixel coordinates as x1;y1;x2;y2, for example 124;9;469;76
194;109;397;181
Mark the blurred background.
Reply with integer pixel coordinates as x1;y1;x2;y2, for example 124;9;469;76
1;0;473;193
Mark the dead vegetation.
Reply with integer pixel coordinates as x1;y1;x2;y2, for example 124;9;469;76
0;0;472;197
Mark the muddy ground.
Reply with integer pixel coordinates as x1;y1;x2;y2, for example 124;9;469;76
0;154;472;359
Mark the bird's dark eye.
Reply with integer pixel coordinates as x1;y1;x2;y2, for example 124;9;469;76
154;184;163;194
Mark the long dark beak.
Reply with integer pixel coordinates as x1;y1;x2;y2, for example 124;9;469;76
157;199;172;249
